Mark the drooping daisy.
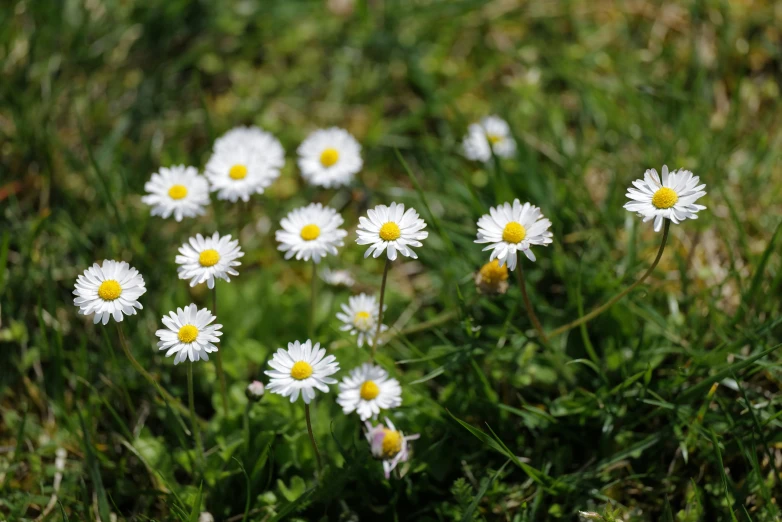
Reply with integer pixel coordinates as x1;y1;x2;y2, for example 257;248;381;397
336;293;387;347
275;203;348;263
212;126;285;171
141;165;210;222
623;165;707;232
297;127;362;188
265;339;340;404
462;115;517;163
474;259;510;295
155;304;222;365
364;417;420;478
73;260;146;325
320;268;355;288
175;232;244;289
356;202;428;260
337;363;402;420
475;199;553;270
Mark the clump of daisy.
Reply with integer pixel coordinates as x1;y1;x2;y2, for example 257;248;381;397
73;260;146;325
474;259;510;295
141;165;210;222
356;202;428;261
336;293;387;347
462;115;516;163
475;199;553;270
176;232;244;289
205;126;284;202
265;339;340;403
275;203;348;263
364;418;419;478
320;267;355;288
297;127;362;188
337;364;401;421
155;304;222;365
624;165;707;232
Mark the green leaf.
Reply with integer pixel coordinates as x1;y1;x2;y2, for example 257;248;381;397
460;459;511;522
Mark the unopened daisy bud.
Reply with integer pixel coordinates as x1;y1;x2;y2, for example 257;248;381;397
245;380;265;401
623;165;707;232
462;115;516;163
364;417;420;479
474;259;509;295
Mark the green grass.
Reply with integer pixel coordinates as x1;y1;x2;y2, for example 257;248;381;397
2;0;782;520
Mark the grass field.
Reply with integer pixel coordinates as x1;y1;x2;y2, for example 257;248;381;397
2;0;782;520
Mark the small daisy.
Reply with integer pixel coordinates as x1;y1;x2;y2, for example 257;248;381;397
275;203;348;263
265;339;340;404
356;202;428;260
176;232;244;289
462;115;516;163
73;260;146;325
141;165;210;222
297;127;362;188
474;259;510;295
246;380;265;402
623;165;707;232
320;268;355;288
337;363;402;420
155;304;222;365
475;199;553;270
336;293;387;347
205;127;283;202
364;417;420;478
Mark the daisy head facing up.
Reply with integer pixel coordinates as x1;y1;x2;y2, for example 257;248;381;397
462;115;516;163
364;417;420;478
275;203;348;264
297;127;362;188
155;304;222;365
73;260;146;325
175;232;244;289
265;340;340;404
336;293;387;347
141;165;210;222
623;165;707;232
475;199;553;271
337;363;402;421
356;202;428;261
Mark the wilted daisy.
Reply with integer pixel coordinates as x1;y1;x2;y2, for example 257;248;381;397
475;199;553;270
265;340;340;404
297;127;362;188
474;259;510;295
623;165;707;232
336;293;387;347
155;304;222;365
320;268;355;288
73;261;146;325
141;165;210;222
337;363;402;421
275;203;348;263
462;115;517;163
364;418;420;478
356;202;428;260
176;232;244;289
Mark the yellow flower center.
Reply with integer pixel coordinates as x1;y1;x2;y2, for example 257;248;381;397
360;380;380;400
290;361;313;380
97;280;122;301
300;224;321;241
479;259;509;285
381;429;403;458
502;222;526;244
168;184;188;200
379;222;401;241
229;164;248;180
320;148;339;167
177;324;199;343
199;249;220;267
487;133;502;144
651;187;678;209
353;310;372;329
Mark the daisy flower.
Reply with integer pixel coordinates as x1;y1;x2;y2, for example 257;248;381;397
364;417;420;478
623;165;707;232
155;304;222;365
275;203;348;263
246;380;265;402
475;199;553;270
297;127;362;188
320;268;355;288
265;339;340;404
337;363;402;421
474;259;510;295
141;165;210;222
462;115;516;163
356;202;428;260
175;232;244;289
205;127;283;202
336;293;387;347
73;260;146;325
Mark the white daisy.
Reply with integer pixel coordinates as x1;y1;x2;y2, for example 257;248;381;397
336;293;387;347
275;203;348;263
320;268;355;288
205;127;283;202
475;199;553;270
264;339;340;404
176;232;244;289
73;260;146;325
297;127;362;188
155;304;222;365
246;380;265;402
364;417;420;478
337;363;402;421
623;165;707;232
141;165;210;222
356;202;428;260
462;115;517;163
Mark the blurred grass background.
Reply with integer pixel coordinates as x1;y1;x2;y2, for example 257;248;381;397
2;0;782;520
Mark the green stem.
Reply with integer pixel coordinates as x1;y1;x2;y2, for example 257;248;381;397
243;402;251;455
309;261;317;339
371;258;392;362
516;262;549;345
304;403;322;473
188;363;205;473
212;286;229;414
